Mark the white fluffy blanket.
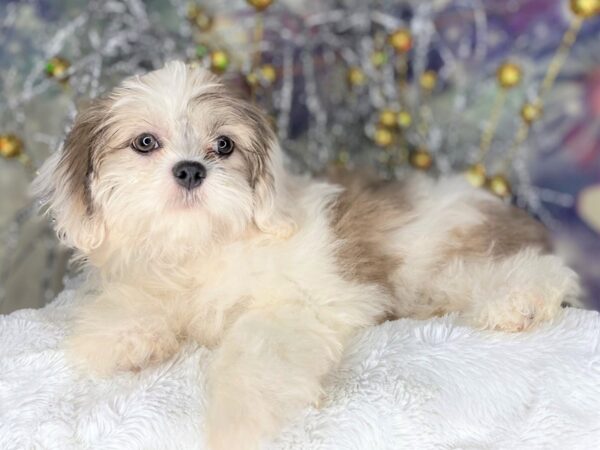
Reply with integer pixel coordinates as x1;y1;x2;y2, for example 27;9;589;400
1;288;600;450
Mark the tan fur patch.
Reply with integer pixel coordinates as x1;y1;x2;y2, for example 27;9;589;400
328;169;412;296
442;200;551;261
60;97;113;214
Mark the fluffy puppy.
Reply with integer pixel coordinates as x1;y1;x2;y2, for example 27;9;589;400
32;61;580;449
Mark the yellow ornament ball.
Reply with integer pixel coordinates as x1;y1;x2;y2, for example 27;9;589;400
373;127;394;147
420;70;438;90
210;50;230;73
388;28;412;53
259;64;277;84
488;174;512;198
409;148;433;170
570;0;600;18
397;111;412;128
520;102;543;124
347;67;366;87
45;56;70;80
246;72;259;87
465;163;487;187
247;64;277;87
0;134;24;159
378;109;398;128
496;61;522;89
247;0;274;11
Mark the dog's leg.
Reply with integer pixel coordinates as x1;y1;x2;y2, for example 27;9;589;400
426;249;580;331
396;243;580;332
205;302;345;450
65;284;181;375
392;177;581;331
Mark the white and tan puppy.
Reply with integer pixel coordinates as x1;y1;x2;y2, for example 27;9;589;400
32;61;580;449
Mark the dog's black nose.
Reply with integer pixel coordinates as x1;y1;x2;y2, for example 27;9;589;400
172;161;206;190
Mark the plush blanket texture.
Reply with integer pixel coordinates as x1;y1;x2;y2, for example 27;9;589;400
1;288;600;450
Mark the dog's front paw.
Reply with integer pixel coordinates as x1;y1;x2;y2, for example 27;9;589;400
462;253;580;332
66;321;180;376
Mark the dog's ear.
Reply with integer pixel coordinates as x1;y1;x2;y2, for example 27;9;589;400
252;142;297;238
31;98;110;252
237;100;296;238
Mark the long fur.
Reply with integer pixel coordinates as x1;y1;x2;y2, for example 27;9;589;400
32;61;581;450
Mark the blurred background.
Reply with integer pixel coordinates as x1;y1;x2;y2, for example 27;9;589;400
0;0;599;314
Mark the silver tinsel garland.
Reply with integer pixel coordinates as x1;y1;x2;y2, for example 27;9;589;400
1;0;599;310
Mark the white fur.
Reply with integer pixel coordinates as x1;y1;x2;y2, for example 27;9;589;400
31;62;581;449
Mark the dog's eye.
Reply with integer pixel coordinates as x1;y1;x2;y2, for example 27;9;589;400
131;133;160;153
213;136;234;156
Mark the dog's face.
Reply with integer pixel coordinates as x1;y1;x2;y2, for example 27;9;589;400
33;62;294;256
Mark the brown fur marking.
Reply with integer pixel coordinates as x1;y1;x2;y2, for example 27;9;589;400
328;170;412;296
59;97;112;214
442;200;551;261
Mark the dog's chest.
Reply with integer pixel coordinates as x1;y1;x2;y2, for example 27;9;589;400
188;225;344;313
176;235;339;345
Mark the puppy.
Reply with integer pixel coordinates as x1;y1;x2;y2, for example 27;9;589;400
32;61;580;449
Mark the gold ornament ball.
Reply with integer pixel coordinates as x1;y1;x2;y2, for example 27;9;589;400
465;163;487;187
488;174;512;198
520;102;543;124
246;72;259;87
260;64;277;84
420;70;438;90
187;4;213;31
496;61;522;89
347;67;366;87
378;109;397;128
186;4;199;18
373;127;394;147
409;149;433;170
0;134;24;159
388;29;412;53
247;0;274;11
45;56;70;79
247;64;277;87
397;111;412;128
210;51;230;73
570;0;600;18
